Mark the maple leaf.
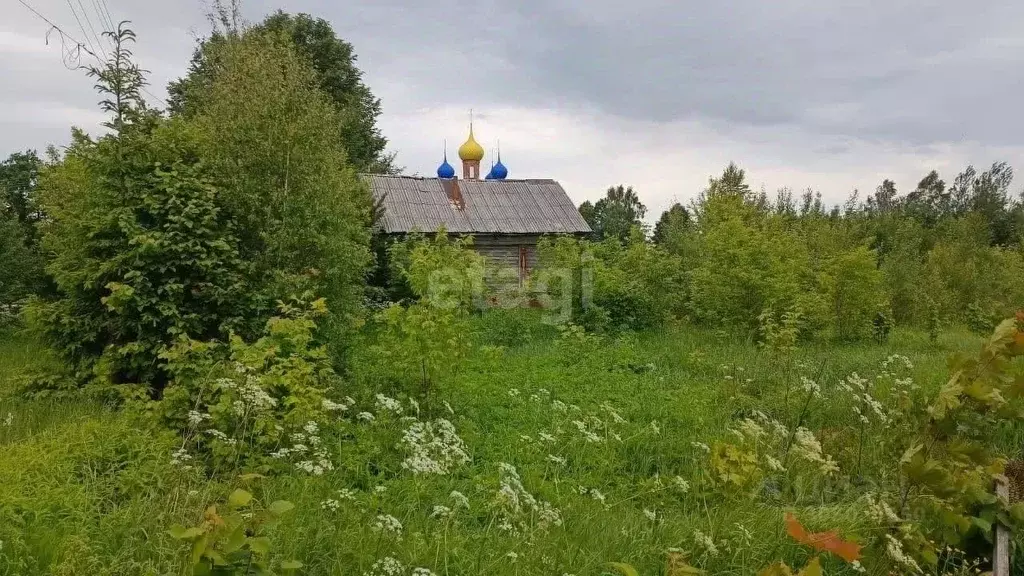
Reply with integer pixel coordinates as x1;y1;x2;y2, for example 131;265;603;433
784;512;862;563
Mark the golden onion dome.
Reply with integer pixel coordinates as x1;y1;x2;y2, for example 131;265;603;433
458;126;485;162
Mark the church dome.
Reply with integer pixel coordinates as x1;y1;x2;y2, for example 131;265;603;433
437;148;455;178
491;153;508;180
458;126;485;162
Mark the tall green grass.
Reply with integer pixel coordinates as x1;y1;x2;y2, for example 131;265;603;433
0;318;1009;575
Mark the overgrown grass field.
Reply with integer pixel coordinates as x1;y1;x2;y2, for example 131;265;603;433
2;317;1013;576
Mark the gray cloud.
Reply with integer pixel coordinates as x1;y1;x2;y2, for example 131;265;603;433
3;0;1024;215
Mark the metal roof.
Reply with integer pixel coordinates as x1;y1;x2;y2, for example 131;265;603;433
365;174;593;235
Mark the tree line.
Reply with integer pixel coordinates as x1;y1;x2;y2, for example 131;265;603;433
573;162;1024;338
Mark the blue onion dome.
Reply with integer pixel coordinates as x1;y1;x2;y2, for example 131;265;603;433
437;147;455;178
491;156;508;180
484;165;496;180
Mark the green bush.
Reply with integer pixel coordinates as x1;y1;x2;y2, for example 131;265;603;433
159;297;345;474
190;29;373;361
34;115;253;391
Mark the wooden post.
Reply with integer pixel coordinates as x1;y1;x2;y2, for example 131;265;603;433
994;475;1010;576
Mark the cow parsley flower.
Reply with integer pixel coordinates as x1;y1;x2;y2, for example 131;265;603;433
693;530;719;556
673;476;690;493
187;410;210;427
430;505;452;519
399;418;471;475
321;498;340;511
643;508;657;522
364;557;404;576
547;454;567;466
800;376;821;397
372;514;403;537
375;394;403;414
764;455;786;472
537;501;563;528
691;441;711;453
884;534;922;573
449;490;470;509
357;411;375;422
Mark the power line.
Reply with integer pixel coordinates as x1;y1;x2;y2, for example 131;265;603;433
17;0;168;109
75;0;110;59
17;0;101;69
64;0;103;60
92;0;116;31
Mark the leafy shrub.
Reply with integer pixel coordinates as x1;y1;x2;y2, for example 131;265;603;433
820;246;887;341
34;81;254;391
387;229;486;309
536;234;685;332
159;297;345;474
190;29;373;360
168;484;301;575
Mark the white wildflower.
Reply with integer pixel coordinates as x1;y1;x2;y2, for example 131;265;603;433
321;498;340;511
506;551;519;562
884;534;922;574
673;476;690;493
800;376;821;397
364;557;404;576
537;501;563;528
449;490;470;509
643;508;657;522
411;569;437;576
539;432;556;443
375;394;403;414
206;429;230;441
430;505;452;519
792;427;839;475
186;410;210;427
372;514;403;537
691;441;710;453
547;454;567;466
399;418;471;475
694;530;719;556
337;488;357;501
357;411;375;422
764;455;786;472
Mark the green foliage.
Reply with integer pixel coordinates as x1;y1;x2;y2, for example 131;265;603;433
168;10;394;173
890;313;1024;568
0;210;42;317
872;311;893;344
188;29;373;360
371;300;472;405
536;234;685;332
687;188;808;331
168;483;301;575
652;202;691;251
579;184;648;242
0;149;44;244
32;28;254;391
387;230;485;309
159;297;343;473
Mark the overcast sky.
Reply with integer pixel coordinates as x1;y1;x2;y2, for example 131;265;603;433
4;0;1024;219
